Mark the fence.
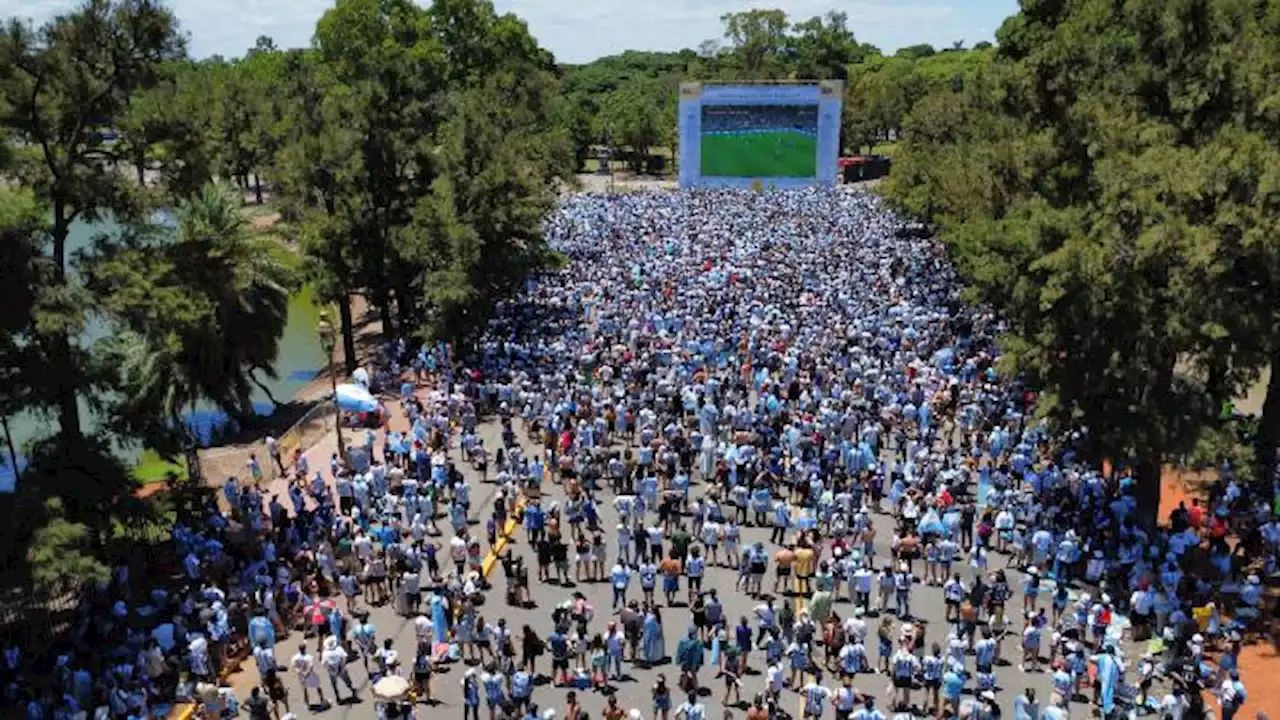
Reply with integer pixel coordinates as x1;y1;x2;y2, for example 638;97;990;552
278;401;336;459
197;400;336;486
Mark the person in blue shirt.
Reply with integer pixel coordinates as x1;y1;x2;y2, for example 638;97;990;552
771;502;791;545
609;558;629;607
940;662;965;719
509;668;533;711
1013;688;1038;720
851;696;885;720
523;501;546;544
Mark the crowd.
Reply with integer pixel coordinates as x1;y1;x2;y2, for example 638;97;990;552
700;107;819;136
2;188;1277;720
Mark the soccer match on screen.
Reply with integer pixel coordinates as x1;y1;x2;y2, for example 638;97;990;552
699;105;820;178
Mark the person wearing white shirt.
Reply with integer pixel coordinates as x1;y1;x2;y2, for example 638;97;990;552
610;563;631;609
320;637;357;703
1160;687;1189;720
290;644;326;707
403;569;422;612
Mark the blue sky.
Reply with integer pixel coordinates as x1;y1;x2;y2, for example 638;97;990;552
0;0;1021;64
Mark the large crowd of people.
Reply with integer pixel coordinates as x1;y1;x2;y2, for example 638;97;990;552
700;107;819;136
3;188;1277;720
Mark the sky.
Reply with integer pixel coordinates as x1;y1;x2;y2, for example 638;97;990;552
0;0;1021;64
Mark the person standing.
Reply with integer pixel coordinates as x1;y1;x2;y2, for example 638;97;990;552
290;643;327;708
462;668;481;720
802;675;831;720
266;435;285;477
675;693;706;720
611;562;632;609
320;636;357;704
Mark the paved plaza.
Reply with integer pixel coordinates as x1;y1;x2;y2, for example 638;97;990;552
229;414;1111;720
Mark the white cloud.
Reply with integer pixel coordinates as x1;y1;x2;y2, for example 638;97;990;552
0;0;1018;63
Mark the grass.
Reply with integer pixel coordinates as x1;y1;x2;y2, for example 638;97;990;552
700;131;817;178
132;449;186;485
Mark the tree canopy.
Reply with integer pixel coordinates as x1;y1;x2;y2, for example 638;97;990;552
0;0;572;589
884;0;1280;519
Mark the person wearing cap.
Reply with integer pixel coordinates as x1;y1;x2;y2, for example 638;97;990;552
320;635;356;704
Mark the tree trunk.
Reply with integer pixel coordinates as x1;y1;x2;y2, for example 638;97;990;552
375;291;394;343
395;287;414;337
50;198;83;445
250;370;283;408
1256;358;1280;486
337;292;358;377
1134;458;1162;529
135;158;146;187
1;413;19;482
253;173;263;205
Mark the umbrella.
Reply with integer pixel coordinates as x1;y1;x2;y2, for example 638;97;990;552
372;675;410;700
335;383;378;412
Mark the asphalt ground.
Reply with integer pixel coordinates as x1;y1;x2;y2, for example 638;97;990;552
229;410;1138;720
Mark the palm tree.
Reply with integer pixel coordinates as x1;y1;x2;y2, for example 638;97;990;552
169;184;297;428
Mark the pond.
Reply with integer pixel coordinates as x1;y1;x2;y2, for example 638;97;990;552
0;215;329;490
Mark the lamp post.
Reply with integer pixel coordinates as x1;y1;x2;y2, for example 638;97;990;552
316;312;344;454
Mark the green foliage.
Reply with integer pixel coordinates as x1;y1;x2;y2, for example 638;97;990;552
0;0;185;444
407;70;565;344
596;79;671;172
86;184;298;440
885;0;1280;514
842;47;995;153
27;499;110;590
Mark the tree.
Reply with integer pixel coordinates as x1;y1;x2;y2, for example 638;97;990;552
720;9;790;78
273;49;364;375
310;0;447;340
86;184;298;433
886;0;1280;517
788;11;872;80
153;61;218;198
895;43;937;59
0;0;184;444
407;71;565;345
597;80;668;172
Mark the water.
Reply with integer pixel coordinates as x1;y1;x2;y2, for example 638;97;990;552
0;216;328;490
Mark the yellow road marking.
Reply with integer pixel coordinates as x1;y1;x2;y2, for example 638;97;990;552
480;496;529;578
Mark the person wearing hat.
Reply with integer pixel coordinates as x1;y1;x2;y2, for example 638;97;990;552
320;635;357;704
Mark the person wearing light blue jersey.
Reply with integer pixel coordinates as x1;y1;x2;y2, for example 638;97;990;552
610;562;631;609
771;501;791;545
850;696;884;720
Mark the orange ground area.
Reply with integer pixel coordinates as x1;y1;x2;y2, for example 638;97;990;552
1158;467;1278;718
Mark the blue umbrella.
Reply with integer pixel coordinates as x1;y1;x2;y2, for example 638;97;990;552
335;383;378;413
